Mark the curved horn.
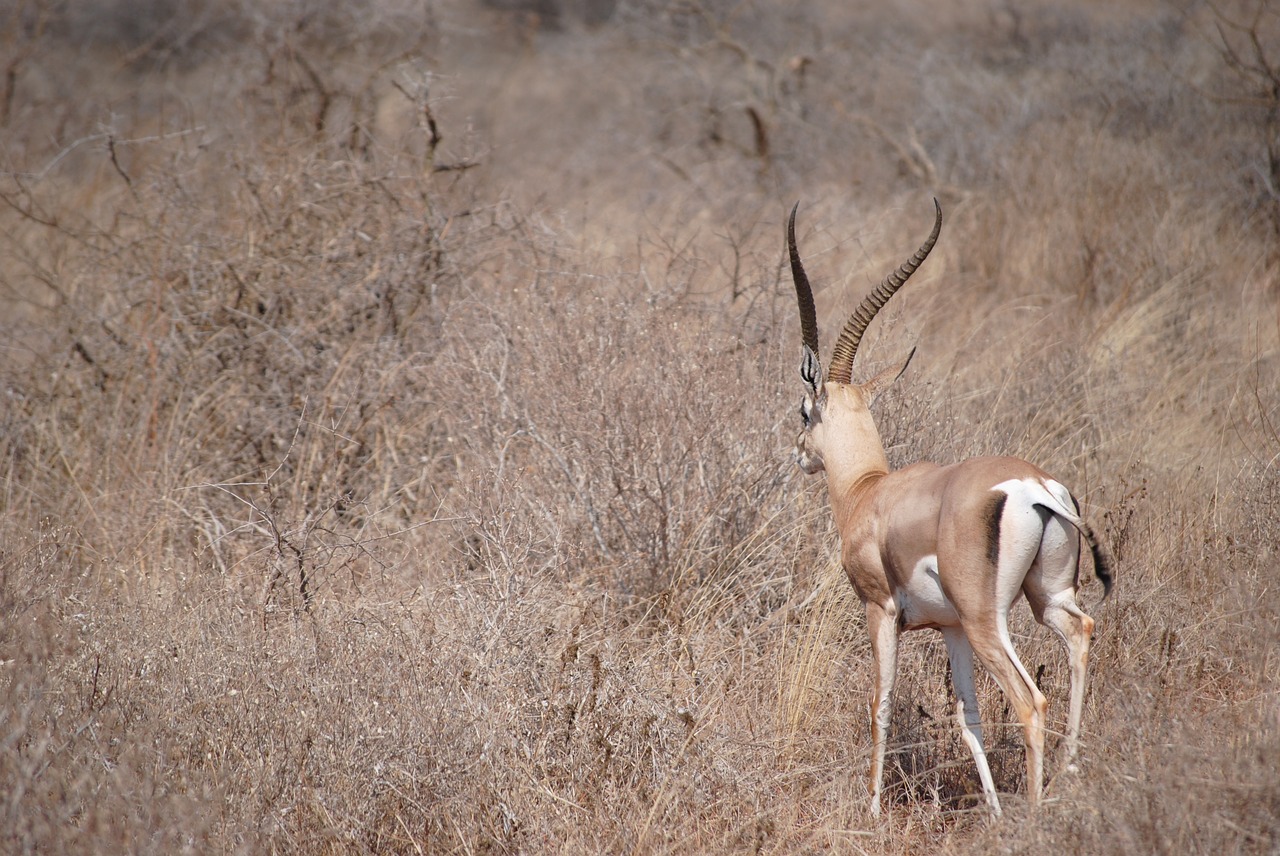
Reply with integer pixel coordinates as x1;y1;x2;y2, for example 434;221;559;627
787;202;821;359
826;198;942;385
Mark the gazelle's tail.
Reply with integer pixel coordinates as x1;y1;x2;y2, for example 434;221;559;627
1034;480;1114;600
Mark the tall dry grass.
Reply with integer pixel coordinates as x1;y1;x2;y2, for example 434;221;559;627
1;0;1278;852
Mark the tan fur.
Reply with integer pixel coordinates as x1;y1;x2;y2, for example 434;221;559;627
787;204;1110;816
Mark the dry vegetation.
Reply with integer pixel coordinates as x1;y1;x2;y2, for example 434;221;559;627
1;0;1278;852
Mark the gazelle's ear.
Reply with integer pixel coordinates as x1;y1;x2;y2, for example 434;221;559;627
799;345;822;395
861;346;916;405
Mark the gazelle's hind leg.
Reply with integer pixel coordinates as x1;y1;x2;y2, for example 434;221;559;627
1024;511;1096;769
949;488;1051;807
1036;598;1094;769
962;493;1054;808
967;617;1048;809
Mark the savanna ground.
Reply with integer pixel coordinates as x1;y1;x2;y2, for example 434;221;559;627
1;0;1278;852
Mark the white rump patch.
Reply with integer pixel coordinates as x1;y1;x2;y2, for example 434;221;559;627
993;477;1078;524
990;479;1051;606
989;477;1061;688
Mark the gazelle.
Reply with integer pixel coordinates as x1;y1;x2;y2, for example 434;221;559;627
786;200;1112;816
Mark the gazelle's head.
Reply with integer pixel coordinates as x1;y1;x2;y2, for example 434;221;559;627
787;200;941;476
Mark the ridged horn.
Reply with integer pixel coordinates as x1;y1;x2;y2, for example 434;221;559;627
787;202;821;360
826;198;942;386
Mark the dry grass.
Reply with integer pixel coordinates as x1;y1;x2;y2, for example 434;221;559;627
1;0;1278;852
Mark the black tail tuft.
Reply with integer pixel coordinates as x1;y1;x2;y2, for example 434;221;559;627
1054;497;1114;601
1089;537;1114;600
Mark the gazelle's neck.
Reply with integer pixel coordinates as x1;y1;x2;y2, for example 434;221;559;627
818;384;891;513
828;463;888;529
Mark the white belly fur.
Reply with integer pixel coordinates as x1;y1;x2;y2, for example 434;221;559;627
897;554;960;629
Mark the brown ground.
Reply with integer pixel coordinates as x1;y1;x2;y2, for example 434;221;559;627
1;0;1277;852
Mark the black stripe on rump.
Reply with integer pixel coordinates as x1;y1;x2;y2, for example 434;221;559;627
985;493;1007;569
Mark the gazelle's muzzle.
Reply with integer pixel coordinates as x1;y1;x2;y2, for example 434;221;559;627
794;432;824;475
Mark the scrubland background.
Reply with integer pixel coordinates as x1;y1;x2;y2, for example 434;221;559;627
1;0;1277;852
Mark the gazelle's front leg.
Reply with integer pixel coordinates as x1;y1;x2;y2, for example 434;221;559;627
866;600;900;816
941;627;1002;815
